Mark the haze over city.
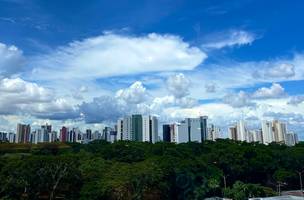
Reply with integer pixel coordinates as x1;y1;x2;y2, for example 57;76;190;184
0;0;304;140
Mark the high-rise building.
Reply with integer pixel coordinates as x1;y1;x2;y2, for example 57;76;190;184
237;120;248;142
116;119;123;140
170;123;185;143
86;129;92;140
0;132;7;142
50;131;58;142
16;123;31;143
109;131;117;143
285;132;299;146
176;116;208;143
142;115;158;143
93;130;102;140
132;114;143;141
60;126;68;142
207;124;220;141
122;116;132;140
117;114;158;143
262;120;273;144
272;120;286;143
68;128;78;142
252;129;263;143
8;133;15;143
103;127;113;142
41;124;52;133
162;124;171;142
228;125;238;141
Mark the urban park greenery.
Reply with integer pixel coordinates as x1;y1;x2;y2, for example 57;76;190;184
0;139;303;199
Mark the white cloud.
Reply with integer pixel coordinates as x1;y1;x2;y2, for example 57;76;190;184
255;63;295;79
202;30;256;49
252;83;286;99
205;83;217;93
223;91;255;108
0;42;24;76
79;85;88;93
166;73;191;98
0;78;52;106
116;81;148;104
30;33;206;80
0;78;79;119
222;83;286;108
79;96;126;123
288;96;304;106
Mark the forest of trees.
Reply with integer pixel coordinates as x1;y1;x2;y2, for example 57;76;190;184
0;139;304;200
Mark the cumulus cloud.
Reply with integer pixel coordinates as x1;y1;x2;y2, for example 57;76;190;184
222;83;286;108
167;73;191;98
202;30;256;49
29;98;80;120
79;96;126;123
205;83;217;93
77;74;198;123
79;86;88;93
0;78;79;120
223;91;255;108
263;112;304;123
0;42;25;76
0;78;52;106
254;63;295;79
288;96;304;106
252;83;286;99
116;81;148;104
31;33;206;80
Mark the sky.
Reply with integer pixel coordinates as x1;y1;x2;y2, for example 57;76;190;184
0;0;304;138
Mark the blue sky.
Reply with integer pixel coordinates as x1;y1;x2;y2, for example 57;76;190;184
0;0;304;138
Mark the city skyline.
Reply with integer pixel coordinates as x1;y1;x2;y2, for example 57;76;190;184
0;114;299;147
0;0;304;140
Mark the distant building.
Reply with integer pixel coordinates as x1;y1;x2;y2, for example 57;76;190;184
262;120;273;144
272;120;287;143
285;132;299;146
116;119;123;140
252;129;263;143
228;125;238;141
60;126;68;142
85;129;92;140
162;124;171;142
8;133;15;143
142;115;158;143
92;130;102;140
237;120;248;142
166;116;208;143
0;132;7;142
207;124;220;141
117;114;159;143
103;127;113;142
16;123;31;143
122;116;132;140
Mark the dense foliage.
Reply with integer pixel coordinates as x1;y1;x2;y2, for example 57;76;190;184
0;139;303;200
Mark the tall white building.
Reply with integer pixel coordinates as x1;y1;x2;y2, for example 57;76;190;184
272;120;286;143
285;132;299;146
248;129;263;143
228;125;238;140
174;116;208;143
262;120;273;144
142;115;158;143
8;133;15;143
122;116;132;140
237;120;248;142
207;124;220;141
117;115;158;143
116;119;123;140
